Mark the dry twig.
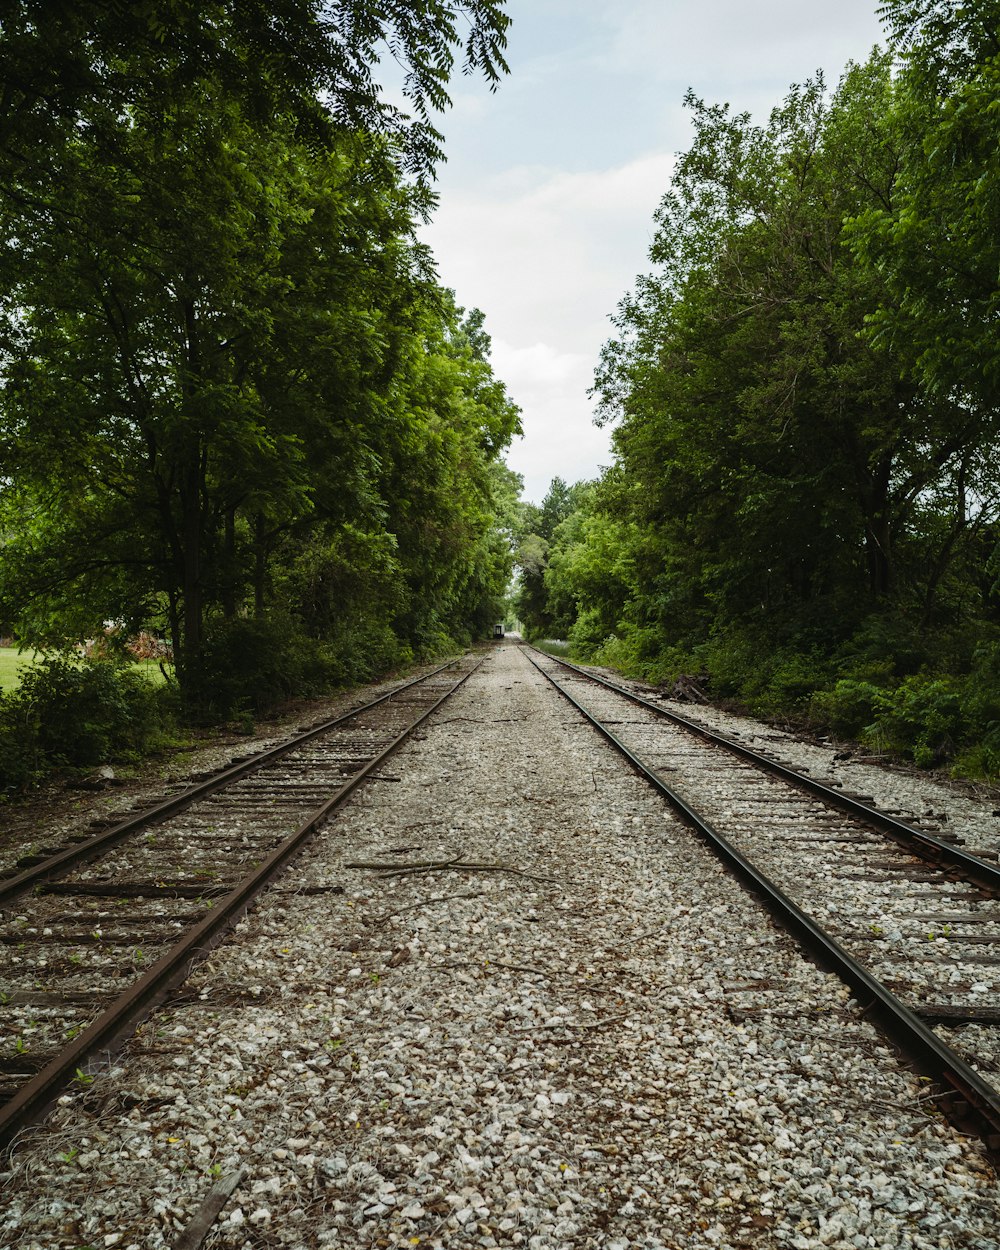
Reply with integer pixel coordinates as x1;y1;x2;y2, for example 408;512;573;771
346;857;562;883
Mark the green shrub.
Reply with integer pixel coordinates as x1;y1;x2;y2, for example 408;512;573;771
952;728;1000;781
809;678;886;738
566;609;602;656
0;656;178;795
321;620;413;686
835;613;932;678
862;675;965;767
0;692;39;792
762;651;833;711
191;615;336;720
190;613;417;721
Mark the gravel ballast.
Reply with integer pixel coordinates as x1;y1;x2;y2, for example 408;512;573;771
2;643;999;1249
588;672;1000;864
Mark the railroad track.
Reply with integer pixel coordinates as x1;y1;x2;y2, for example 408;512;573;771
524;644;1000;1152
0;656;482;1150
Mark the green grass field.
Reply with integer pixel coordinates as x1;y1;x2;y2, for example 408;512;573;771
0;648;36;691
0;647;167;691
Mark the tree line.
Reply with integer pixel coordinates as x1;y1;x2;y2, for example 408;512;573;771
0;2;519;742
516;1;1000;778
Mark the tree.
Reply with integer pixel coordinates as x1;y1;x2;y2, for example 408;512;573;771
0;5;518;711
513;477;591;637
591;55;995;668
855;2;1000;418
0;1;511;181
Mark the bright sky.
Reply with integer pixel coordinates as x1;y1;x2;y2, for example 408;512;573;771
420;0;887;503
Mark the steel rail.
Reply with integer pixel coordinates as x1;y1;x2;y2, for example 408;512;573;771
527;646;1000;896
0;659;458;905
524;648;1000;1153
0;656;483;1153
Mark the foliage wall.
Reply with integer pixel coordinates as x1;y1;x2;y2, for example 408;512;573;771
0;2;520;724
516;2;1000;777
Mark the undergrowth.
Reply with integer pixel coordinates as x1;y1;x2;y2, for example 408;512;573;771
0;657;182;795
573;623;1000;783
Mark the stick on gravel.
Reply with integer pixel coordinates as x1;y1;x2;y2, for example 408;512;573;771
170;1167;246;1250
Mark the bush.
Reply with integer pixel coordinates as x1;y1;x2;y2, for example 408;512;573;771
0;656;178;795
321;620;413;687
952;728;1000;781
809;678;885;738
190;613;417;721
568;608;619;658
190;616;336;720
761;651;833;711
862;675;965;768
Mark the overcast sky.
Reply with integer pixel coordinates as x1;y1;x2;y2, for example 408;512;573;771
418;0;888;503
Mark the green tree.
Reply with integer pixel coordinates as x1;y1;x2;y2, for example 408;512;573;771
0;5;518;713
0;1;511;180
514;477;592;637
855;2;1000;418
592;56;994;668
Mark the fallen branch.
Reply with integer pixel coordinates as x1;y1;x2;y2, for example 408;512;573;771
345;855;462;872
362;890;485;927
513;1014;630;1033
171;1168;247;1250
346;856;562;884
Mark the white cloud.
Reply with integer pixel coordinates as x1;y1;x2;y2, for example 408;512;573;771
491;340;609;498
424;152;674;501
492;340;589;387
429;152;676;343
419;0;886;503
597;0;884;93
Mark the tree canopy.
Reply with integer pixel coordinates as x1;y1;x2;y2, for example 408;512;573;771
0;1;511;180
0;2;519;718
522;8;1000;777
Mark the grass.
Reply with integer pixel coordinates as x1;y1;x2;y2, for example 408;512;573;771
0;647;168;691
0;648;36;691
532;638;572;658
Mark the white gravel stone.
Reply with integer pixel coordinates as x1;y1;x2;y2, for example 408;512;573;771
2;644;1000;1249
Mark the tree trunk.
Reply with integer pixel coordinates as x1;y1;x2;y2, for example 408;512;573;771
253;513;267;619
222;507;237;619
865;516;893;598
180;452;203;687
863;456;894;598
